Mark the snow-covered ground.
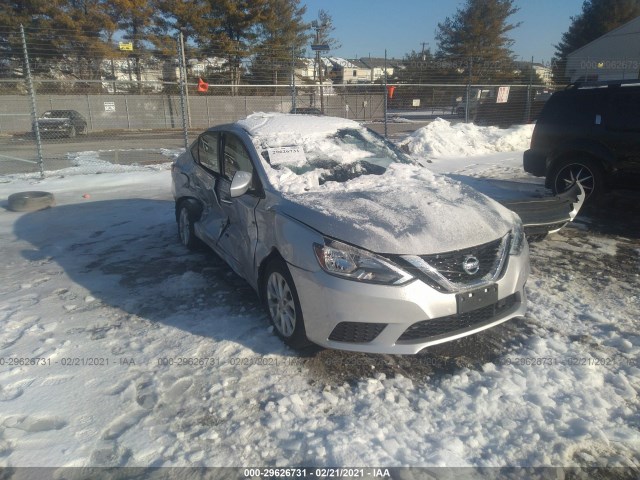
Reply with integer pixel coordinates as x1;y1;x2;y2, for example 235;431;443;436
0;119;639;470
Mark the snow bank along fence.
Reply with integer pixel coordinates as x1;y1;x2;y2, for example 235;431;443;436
1;26;556;176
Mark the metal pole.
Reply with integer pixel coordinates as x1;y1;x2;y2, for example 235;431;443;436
86;94;94;131
525;56;533;123
384;49;388;139
179;31;192;128
291;46;297;113
21;25;44;177
465;56;472;123
177;34;189;150
125;97;131;129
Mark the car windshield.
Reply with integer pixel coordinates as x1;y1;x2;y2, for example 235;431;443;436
260;128;414;185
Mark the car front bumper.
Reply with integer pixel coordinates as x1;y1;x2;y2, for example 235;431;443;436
289;247;529;354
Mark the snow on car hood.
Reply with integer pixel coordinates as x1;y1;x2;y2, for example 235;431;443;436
277;163;516;255
239;113;517;254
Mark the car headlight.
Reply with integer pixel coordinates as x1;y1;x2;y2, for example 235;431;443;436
510;219;525;255
313;238;413;285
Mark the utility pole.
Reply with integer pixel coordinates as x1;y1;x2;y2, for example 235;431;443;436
420;42;429;61
311;20;329;114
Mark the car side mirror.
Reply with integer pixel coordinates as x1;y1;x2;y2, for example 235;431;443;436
230;171;253;198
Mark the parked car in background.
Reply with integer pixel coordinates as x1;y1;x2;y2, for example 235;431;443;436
34;110;88;138
172;113;529;354
524;80;640;201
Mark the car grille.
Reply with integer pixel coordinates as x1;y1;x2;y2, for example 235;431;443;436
397;293;520;342
393;235;510;292
328;322;387;343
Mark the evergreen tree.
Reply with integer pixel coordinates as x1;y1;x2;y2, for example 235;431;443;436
108;0;157;91
0;0;60;63
313;9;340;51
200;0;269;87
152;0;212;55
552;0;640;83
0;0;115;81
435;0;521;81
250;0;309;86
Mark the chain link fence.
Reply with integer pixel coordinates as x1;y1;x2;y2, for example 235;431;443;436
1;26;561;177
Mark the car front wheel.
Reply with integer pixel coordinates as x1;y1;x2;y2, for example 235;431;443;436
549;157;604;201
263;258;310;349
177;203;201;250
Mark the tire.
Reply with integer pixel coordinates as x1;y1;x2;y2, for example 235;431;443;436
549;157;604;202
262;257;310;349
8;191;55;212
177;202;201;250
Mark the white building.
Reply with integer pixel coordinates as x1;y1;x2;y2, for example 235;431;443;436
565;16;640;82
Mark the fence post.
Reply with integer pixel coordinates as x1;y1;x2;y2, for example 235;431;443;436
291;46;297;113
178;31;192;128
86;94;94;131
205;96;210;126
125;97;131;129
525;56;533;123
177;33;189;150
384;50;388;138
20;25;44;178
465;56;472;123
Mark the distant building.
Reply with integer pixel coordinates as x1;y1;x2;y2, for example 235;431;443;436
565;16;640;83
294;57;332;83
514;61;554;86
327;58;370;84
359;58;397;82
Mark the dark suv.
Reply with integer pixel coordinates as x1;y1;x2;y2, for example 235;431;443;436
523;80;640;201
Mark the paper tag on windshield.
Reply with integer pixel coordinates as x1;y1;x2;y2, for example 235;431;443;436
267;146;307;167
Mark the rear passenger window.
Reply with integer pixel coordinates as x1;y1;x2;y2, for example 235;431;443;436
607;91;640;132
197;132;220;174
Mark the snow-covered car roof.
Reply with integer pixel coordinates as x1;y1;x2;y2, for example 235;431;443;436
237;112;362;141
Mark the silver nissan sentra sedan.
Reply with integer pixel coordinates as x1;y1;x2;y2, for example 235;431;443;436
171;113;529;354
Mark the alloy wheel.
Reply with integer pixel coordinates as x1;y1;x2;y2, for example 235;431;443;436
266;272;296;337
554;163;595;197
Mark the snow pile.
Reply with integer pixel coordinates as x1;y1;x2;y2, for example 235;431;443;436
402;118;534;158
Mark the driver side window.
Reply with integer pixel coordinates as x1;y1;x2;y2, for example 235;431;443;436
223;133;253;180
197;132;220;174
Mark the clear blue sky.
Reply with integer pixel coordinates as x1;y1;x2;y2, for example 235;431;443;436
301;0;586;64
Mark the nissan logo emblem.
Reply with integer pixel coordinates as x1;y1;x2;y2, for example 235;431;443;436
462;255;480;275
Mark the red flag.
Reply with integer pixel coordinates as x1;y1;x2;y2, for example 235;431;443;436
387;85;396;99
197;78;209;92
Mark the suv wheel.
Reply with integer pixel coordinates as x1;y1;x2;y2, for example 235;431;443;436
549;157;604;201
